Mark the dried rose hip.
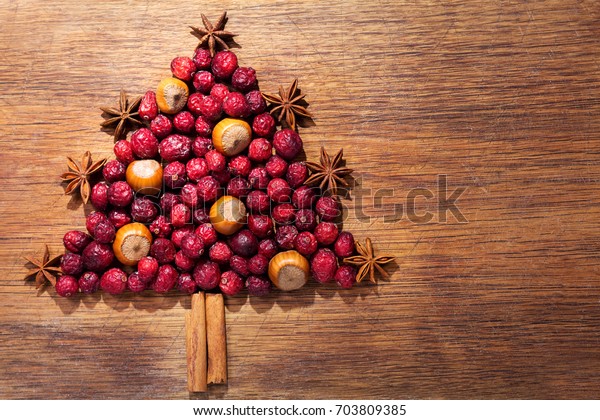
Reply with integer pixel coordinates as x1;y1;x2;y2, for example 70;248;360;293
138;256;159;282
294;209;317;232
246;190;270;214
63;230;92;254
245;90;266;115
196;176;220;202
56;275;79;297
160;192;182;214
209;241;233;265
265;155;288;178
273;129;303;161
180;233;205;259
222;92;251;118
114;140;135;165
153;264;178;293
292;186;317;209
315;196;340;221
163;161;187;189
267;178;292;203
258;238;278;259
199;95;222;121
248;167;270;190
311;248;337;283
187;93;204;116
171;226;194;248
193;260;221;290
286;162;308;188
93;219;116;244
127;272;147;293
228;155;252;177
61;253;84;276
334;231;355;258
78;271;100;294
314;222;339;246
227;176;250;198
149;215;172;238
175;250;196;272
86;212;109;236
108;209;132;229
276;225;298;250
194;119;214;139
108;181;134;207
139;90;159;121
131;128;159;159
171;203;192;228
272;203;296;224
230;255;250;277
193;208;210;225
173;111;195;133
186;158;209;182
150;238;176;264
228;229;259;257
195;223;218;247
100;268;128;295
219;271;244;296
294;231;318;256
248;253;269;275
193;71;215;94
248;138;272;163
178;272;197;294
334;265;356;289
159;134;192;162
180;183;199;208
210;83;229;102
91;182;109;211
171;56;196;82
150;114;173;139
248;214;274;238
205;149;226;172
211;51;238;80
193;48;212;70
232;67;257;92
252;113;276;138
245;275;271;297
130;197;159;223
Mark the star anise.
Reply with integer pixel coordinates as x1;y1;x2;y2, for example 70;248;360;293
100;89;142;142
60;151;106;204
23;245;62;289
189;11;237;57
262;79;312;131
304;147;353;196
343;238;395;284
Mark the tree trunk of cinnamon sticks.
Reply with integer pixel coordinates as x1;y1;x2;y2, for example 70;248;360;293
185;292;227;392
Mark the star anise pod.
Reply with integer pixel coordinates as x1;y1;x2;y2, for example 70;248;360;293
304;147;353;196
60;151;106;204
23;245;62;289
262;79;312;131
100;89;142;142
190;11;237;57
343;238;395;284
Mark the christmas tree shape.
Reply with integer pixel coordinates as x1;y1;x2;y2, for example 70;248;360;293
24;11;395;392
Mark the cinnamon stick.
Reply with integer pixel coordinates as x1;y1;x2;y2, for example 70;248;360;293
206;293;227;384
186;292;207;392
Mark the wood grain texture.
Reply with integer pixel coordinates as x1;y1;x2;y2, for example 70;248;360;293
1;0;600;399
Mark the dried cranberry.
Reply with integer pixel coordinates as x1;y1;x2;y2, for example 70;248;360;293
275;225;298;250
209;241;233;265
272;203;296;224
211;169;231;186
258;238;278;259
193;48;212;70
315;196;341;221
103;160;126;183
248;254;269;275
210;83;229;102
171;203;191;228
78;271;100;294
194;119;214;139
222;92;251;118
108;209;132;229
228;155;252;177
199;95;222;121
173;111;195;133
248;167;270;190
150;114;173;139
181;234;205;259
139;90;158;121
180;183;199;208
265;155;288;178
114;140;135;165
63;230;92;254
178;272;197;294
247;138;272;163
246;190;270;214
108;181;134;207
211;51;238;80
196;176;220;202
334;265;356;289
153;264;178;293
160;192;182;214
163;161;187;189
273;129;303;160
230;255;250;277
227;176;250;198
193;260;221;290
149;215;172;238
294;209;317;232
286;162;308;188
292;185;317;209
228;229;258;257
294;231;318;256
90;182;109;211
246;276;271;296
131;197;159;223
186;158;209;182
245;90;266;114
193;208;211;225
86;212;109;235
194;224;218;250
252;113;276;138
127;272;147;293
248;214;274;238
56;275;79;297
159;134;192;162
187;93;205;116
100;267;128;294
171;56;196;81
267;178;292;203
61;253;84;276
193;71;215;93
171;226;194;248
314;222;339;246
311;248;337;283
334;232;355;258
131;128;159;159
138;256;159;282
219;271;244;296
205;149;226;172
93;219;116;243
175;250;196;272
231;67;257;92
150;238;176;264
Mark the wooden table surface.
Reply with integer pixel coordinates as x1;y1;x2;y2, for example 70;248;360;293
2;0;600;399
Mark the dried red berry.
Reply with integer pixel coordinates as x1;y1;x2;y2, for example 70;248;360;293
246;275;271;296
194;119;214;139
130;197;159;223
150;114;173;139
210;83;229;102
171;226;195;248
334;231;355;258
193;260;221;290
193;208;211;225
265;155;288;178
248;214;274;238
150;238;176;264
100;267;128;295
63;230;92;254
187;93;205;116
178;272;197;294
196;176;220;202
314;222;339;246
61;253;84;276
258;238;278;259
163;161;187;189
56;275;79;297
195;223;218;247
248;138;272;162
315;196;341;221
175;250;196;272
231;67;257;92
138;256;159;282
219;271;244;296
173;111;195;133
334;265;356;289
108;209;132;229
171;56;196;82
275;225;298;250
246;190;270;214
211;51;238;80
294;209;317;232
267;178;292;203
127;272;147;293
114;140;135;165
159;134;192;162
230;255;250;277
193;71;215;94
252;113;276;138
171;203;192;228
181;233;205;259
131;128;159;159
228;229;258;257
93;219;116;244
193;48;212;70
311;248;338;283
248;253;269;275
209;241;233;265
292;185;317;209
222;92;251;118
245;90;267;114
186;158;209;182
139;90;159;121
199;95;222;121
103;159;126;183
248;167;270;190
286;162;308;188
205;149;227;172
78;271;100;294
90;182;109;212
294;231;318;256
107;181;134;207
228;155;252;177
180;183;199;208
149;215;172;238
227;176;250;198
160;192;182;214
86;212;109;235
153;264;178;293
211;169;231;186
273;129;303;161
272;203;296;224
